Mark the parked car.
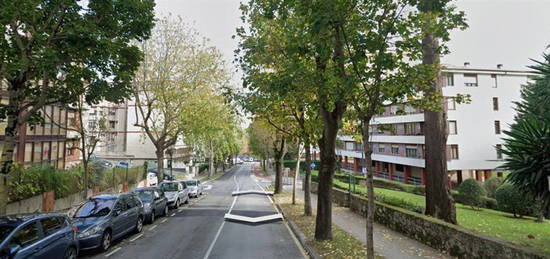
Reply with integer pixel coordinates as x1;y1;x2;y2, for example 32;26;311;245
159;182;189;208
0;213;78;259
116;161;132;169
72;194;144;252
147;172;159;186
184;179;203;198
131;187;168;223
147;168;174;181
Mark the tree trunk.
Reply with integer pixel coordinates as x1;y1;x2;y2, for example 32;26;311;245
361;117;375;259
0;104;20;214
156;150;165;183
314;104;343;240
292;141;301;205
274;136;286;194
208;140;214;177
304;142;312;216
421;2;457;224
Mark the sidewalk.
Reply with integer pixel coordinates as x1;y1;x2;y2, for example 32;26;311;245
293;186;451;259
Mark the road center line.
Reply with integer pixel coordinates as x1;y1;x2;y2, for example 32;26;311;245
104;247;121;257
203;166;241;259
160;218;167;223
149;225;157;231
129;233;143;242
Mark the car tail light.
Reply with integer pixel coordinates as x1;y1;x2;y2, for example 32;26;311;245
72;225;78;233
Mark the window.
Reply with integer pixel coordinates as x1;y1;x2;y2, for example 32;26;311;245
447;97;456;110
89;110;97;116
109;121;116;129
404;105;416;114
395;164;404;172
492;97;499;111
464;73;478;87
391;145;399;155
446;73;454;86
450;145;459;159
24;143;32;162
405;147;418;158
345;142;355;151
494;120;501;134
10;222;41;248
41;217;66;236
88;120;97;129
404;123;415;135
390;105;401;115
376;126;384;134
378;144;386;153
491;74;497;88
448;121;457;135
496;144;503;159
109;109;116;115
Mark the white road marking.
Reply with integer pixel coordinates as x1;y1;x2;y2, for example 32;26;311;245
170;213;176;217
129;233;143;242
160;218;167;223
203;221;225;259
149;225;157;231
204;167;241;259
178;208;184;212
104;247;121;257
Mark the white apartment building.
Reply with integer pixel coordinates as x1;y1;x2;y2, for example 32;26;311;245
334;64;533;187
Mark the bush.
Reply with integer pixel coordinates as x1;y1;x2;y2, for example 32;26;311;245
482;197;498;210
374;193;423;214
8;165;82;202
483;177;504;198
495;183;534;218
456;179;486;209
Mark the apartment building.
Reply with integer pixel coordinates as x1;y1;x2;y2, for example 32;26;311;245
0;104;76;169
85;101;131;157
336;64;533;186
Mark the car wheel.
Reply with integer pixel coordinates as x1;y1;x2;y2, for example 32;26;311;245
135;217;143;233
100;231;112;252
150;211;155;223
175;199;180;208
64;246;77;259
163;205;168;216
185;197;189;204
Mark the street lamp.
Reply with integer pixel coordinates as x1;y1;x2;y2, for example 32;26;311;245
166;148;175;179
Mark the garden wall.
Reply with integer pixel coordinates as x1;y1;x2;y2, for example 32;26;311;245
6;180;145;215
310;182;546;259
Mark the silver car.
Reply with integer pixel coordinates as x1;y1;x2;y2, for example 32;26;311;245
159;181;189;208
184;179;203;198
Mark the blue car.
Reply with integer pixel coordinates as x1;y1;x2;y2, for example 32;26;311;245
72;194;144;252
0;213;78;259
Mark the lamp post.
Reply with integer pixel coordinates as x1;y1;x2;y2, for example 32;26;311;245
167;148;175;179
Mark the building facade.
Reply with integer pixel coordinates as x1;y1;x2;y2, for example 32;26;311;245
0;104;75;169
335;64;532;187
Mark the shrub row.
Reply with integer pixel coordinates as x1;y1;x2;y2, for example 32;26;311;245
8;165;145;202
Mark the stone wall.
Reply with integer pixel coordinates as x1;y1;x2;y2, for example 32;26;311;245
310;182;546;259
7;180;145;215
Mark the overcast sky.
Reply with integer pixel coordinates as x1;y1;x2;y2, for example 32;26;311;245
154;0;550;81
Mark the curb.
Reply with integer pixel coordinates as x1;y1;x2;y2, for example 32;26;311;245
275;204;321;259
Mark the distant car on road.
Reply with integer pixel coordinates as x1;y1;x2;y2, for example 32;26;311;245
0;213;79;259
131;187;168;223
72;194;144;252
159;182;189;208
147;168;175;181
184;179;203;198
116;161;132;169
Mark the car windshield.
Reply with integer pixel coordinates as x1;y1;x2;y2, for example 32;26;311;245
0;225;14;242
161;183;179;192
74;198;115;218
135;191;154;202
185;180;197;186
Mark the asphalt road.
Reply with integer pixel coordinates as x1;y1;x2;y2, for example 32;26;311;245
81;164;305;259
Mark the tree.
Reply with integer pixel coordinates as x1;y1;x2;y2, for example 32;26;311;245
419;0;467;224
502;53;550;214
483;177;503;199
0;0;155;213
132;16;228;182
248;120;276;171
456;179;486;210
495;183;534;218
185;91;241;177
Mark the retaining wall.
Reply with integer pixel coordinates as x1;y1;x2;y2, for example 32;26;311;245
310;182;546;259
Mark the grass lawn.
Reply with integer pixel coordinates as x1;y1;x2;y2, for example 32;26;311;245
275;193;379;259
333;179;550;255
